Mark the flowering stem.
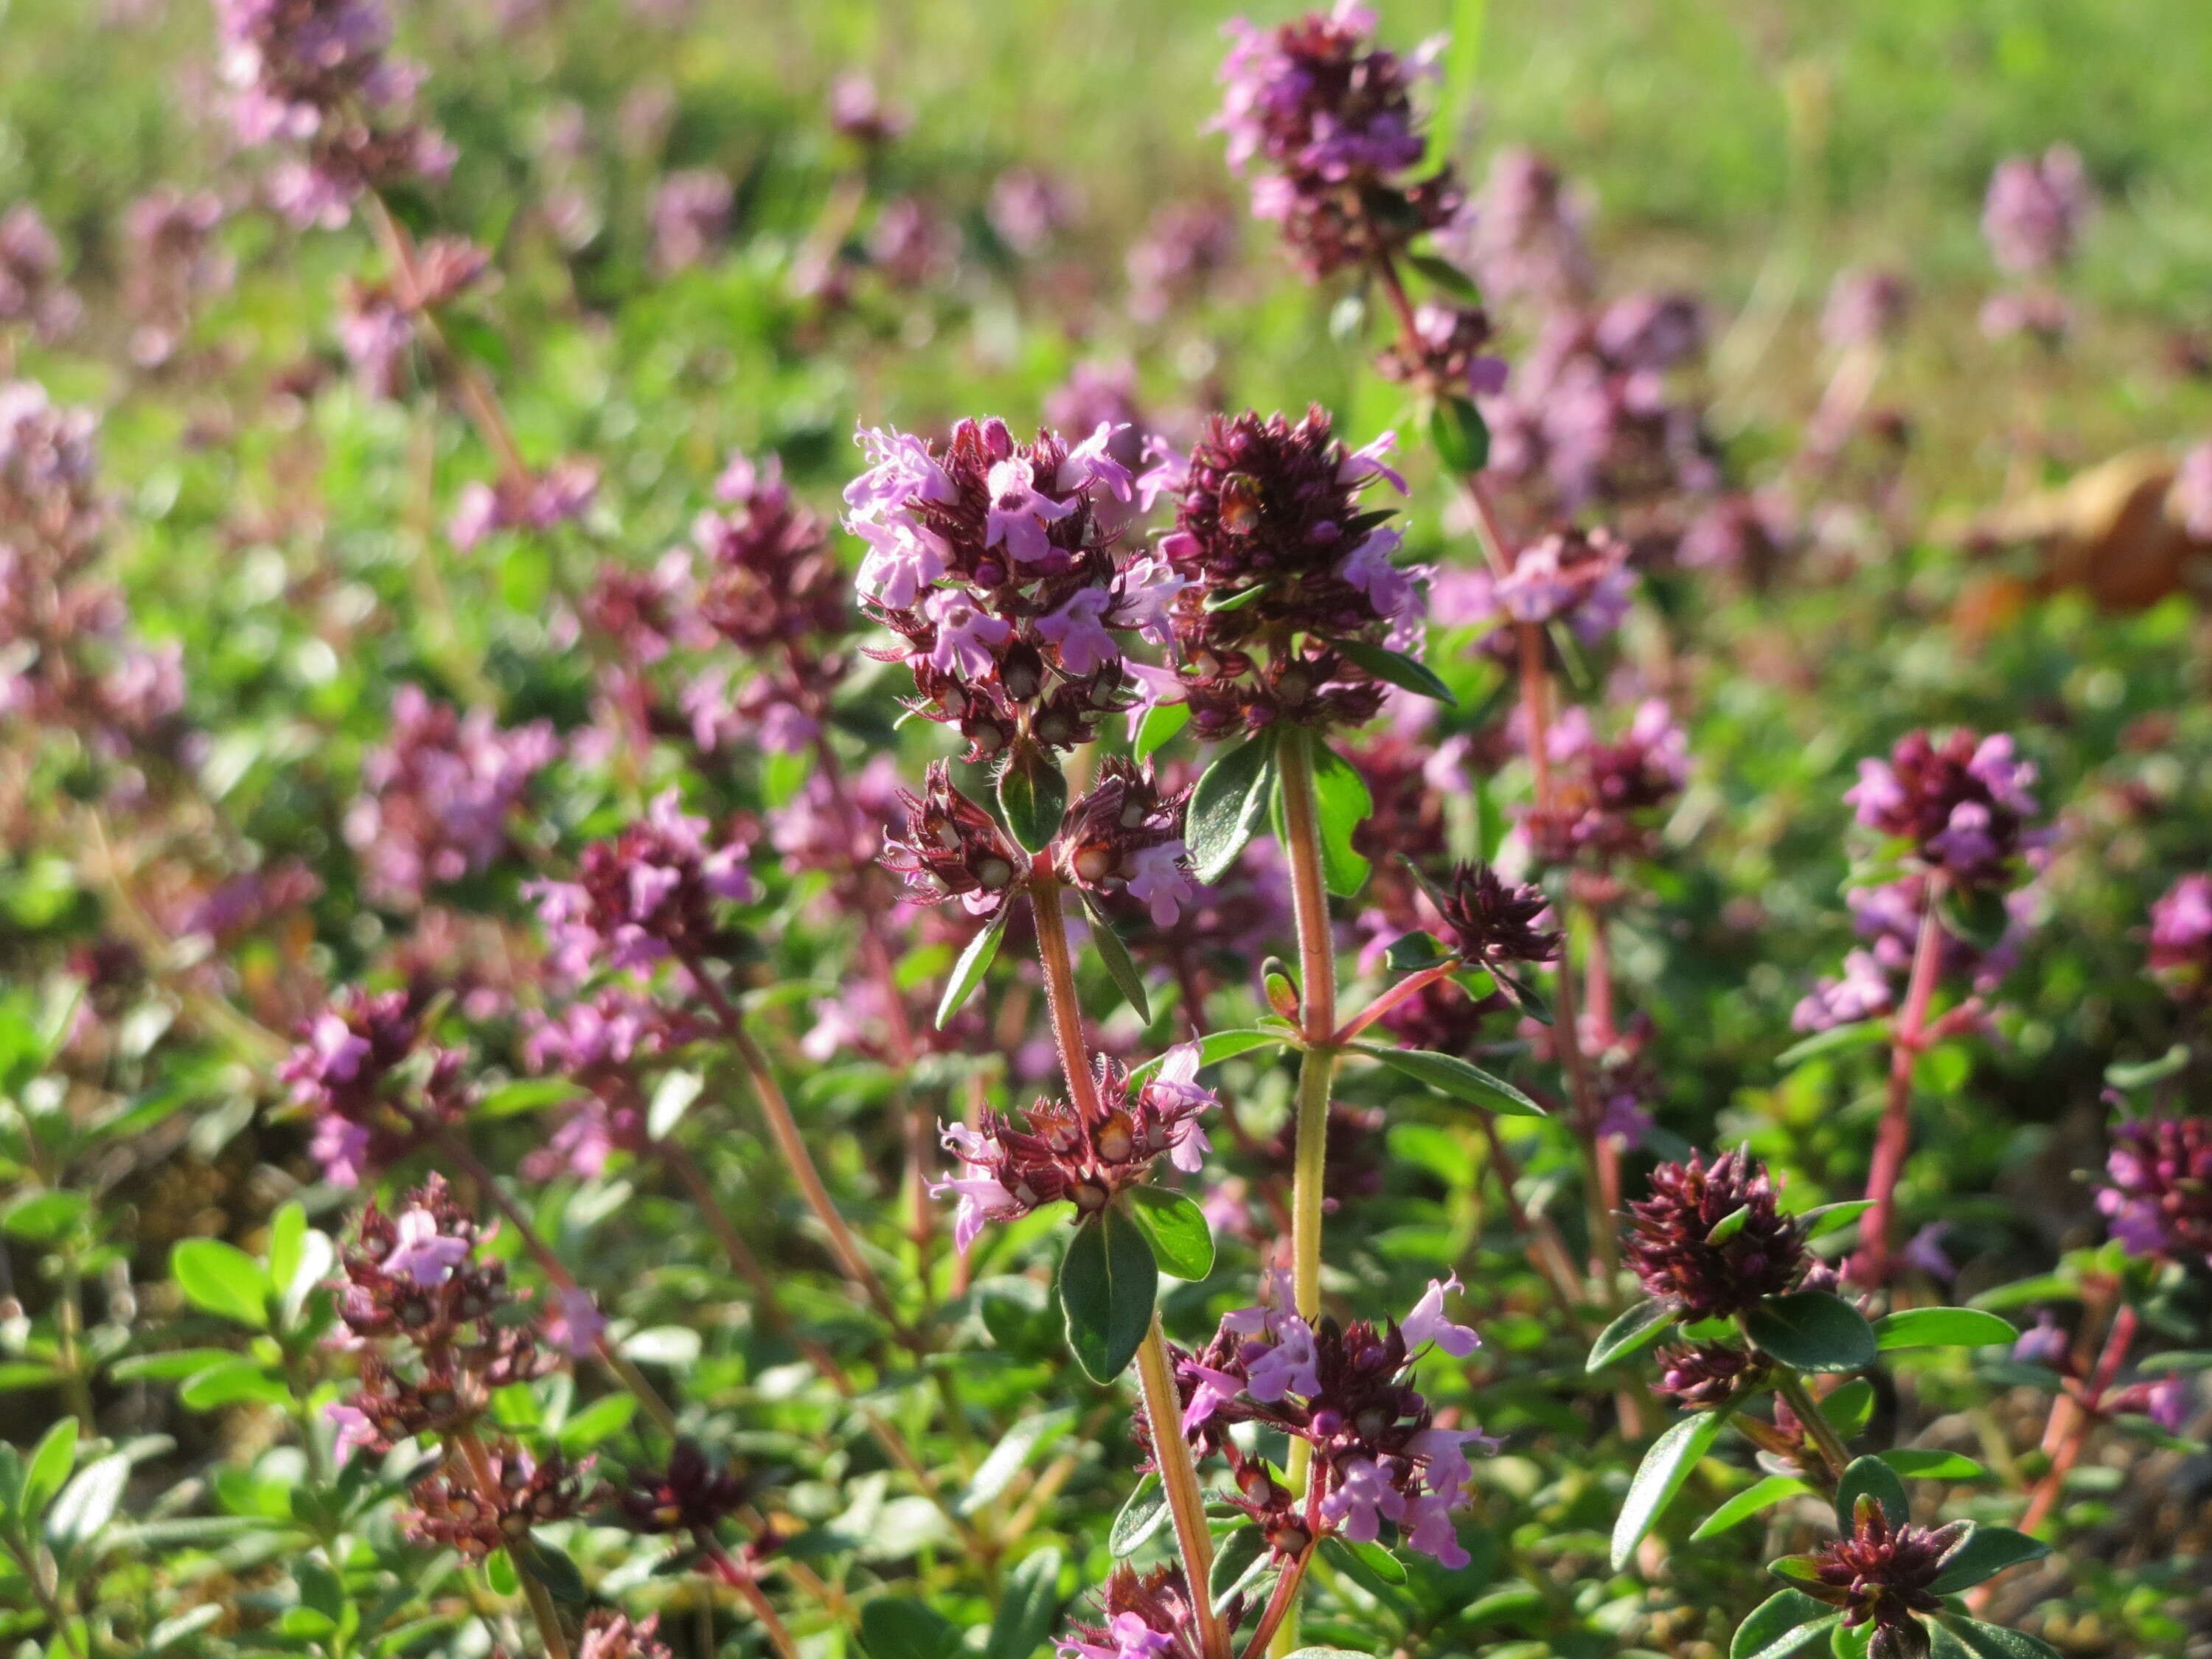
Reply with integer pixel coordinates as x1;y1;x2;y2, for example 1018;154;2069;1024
1239;1538;1320;1659
1029;874;1225;1659
451;1428;573;1659
1273;726;1340;1657
698;1535;804;1659
676;953;903;1332
1769;1362;1852;1482
1330;957;1463;1046
419;1118;681;1439
2014;1301;2138;1540
1137;1317;1230;1659
1371;245;1627;1298
1854;885;1947;1287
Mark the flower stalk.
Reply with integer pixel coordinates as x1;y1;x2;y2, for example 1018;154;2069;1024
1855;884;1948;1287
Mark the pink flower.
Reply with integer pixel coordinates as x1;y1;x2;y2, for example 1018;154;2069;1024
383;1207;471;1287
546;1287;607;1357
983;455;1075;566
1035;588;1119;675
924;589;1012;678
1400;1274;1481;1357
1124;841;1195;927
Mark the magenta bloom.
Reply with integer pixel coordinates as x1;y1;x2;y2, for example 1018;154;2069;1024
2099;1116;2212;1267
1982;145;2093;276
1846;728;2042;891
2148;873;2212;1002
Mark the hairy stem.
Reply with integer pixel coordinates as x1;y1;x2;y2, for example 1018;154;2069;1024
1771;1365;1852;1481
699;1537;804;1659
1855;888;1947;1287
452;1428;573;1659
678;953;902;1329
1031;874;1225;1658
1274;727;1340;1655
2015;1301;2138;1540
1138;1318;1229;1659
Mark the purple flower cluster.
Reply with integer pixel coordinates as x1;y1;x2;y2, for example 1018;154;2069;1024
1125;198;1242;322
1145;406;1420;735
1213;2;1460;279
344;685;557;909
214;0;455;227
1172;1273;1489;1568
448;457;599;552
529;790;757;981
880;760;1030;918
121;189;232;368
932;1045;1218;1248
1479;296;1718;518
1846;728;2042;891
1052;758;1195;925
1448;147;1592;310
1434;524;1633;658
2099;1115;2212;1268
650;169;734;273
1982;145;2093;276
2146;872;2212;1003
1057;1567;1212;1659
0;382;187;759
1793;1500;1968;1659
1522;699;1689;869
0;204;82;340
848;417;1139;761
279;987;467;1185
1626;1150;1809;1321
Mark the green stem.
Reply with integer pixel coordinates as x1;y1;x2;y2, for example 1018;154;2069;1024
1031;875;1226;1659
1771;1366;1851;1481
1273;728;1340;1655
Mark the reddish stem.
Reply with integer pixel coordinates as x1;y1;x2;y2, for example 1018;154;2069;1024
1854;887;1947;1287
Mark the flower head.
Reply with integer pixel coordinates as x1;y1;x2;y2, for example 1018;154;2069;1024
1054;758;1194;924
1171;1275;1488;1568
610;1439;754;1534
932;1054;1219;1248
1792;1499;1970;1659
2099;1116;2212;1268
1846;729;2041;892
1625;1149;1808;1321
529;790;755;981
1213;4;1461;278
880;760;1029;917
1982;145;2093;276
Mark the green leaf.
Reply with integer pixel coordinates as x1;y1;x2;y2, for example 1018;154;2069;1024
1109;1475;1169;1557
959;1411;1075;1517
170;1238;271;1329
1129;1029;1291;1080
1612;1406;1732;1569
179;1360;291;1410
987;1546;1065;1659
1731;1591;1839;1659
1798;1200;1876;1239
1874;1308;2017;1352
1408;252;1481;300
1281;1651;1372;1659
860;1598;963;1659
1081;894;1153;1025
998;748;1069;853
2104;1044;2191;1092
1820;1379;1876;1439
1319;1532;1409;1588
1303;739;1374;899
1834;1455;1910;1531
647;1068;706;1141
1877;1449;1986;1481
1708;1204;1752;1244
521;1539;589;1605
1693;1475;1814;1540
1208;1524;1271;1610
1332;637;1455;704
1744;1292;1878;1374
1938;885;2012;952
45;1453;128;1551
1384;931;1453;971
1930;1618;2062;1659
1775;1022;1890;1071
1926;1526;2048;1595
22;1417;78;1517
1187;731;1281;883
1354;1041;1545;1116
1124;1188;1215;1281
555;1393;638;1455
1133;701;1191;763
1058;1207;1158;1383
938;905;1013;1029
485;1547;520;1595
1587;1298;1676;1372
1203;581;1274;614
1426;394;1491;474
2;1189;88;1242
1969;1274;2081;1312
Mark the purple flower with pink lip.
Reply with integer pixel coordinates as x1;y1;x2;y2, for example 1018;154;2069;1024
383;1206;472;1287
984;453;1078;566
923;588;1014;678
1036;588;1120;677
